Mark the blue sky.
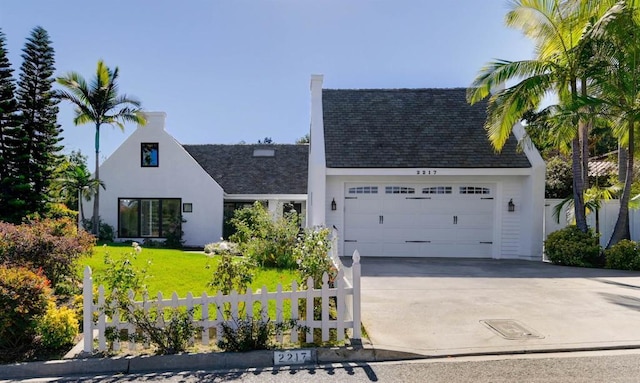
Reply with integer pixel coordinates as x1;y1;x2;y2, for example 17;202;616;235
1;0;534;164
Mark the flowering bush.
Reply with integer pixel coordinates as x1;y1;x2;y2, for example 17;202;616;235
294;227;336;289
0;265;52;355
204;240;241;256
208;253;255;295
0;218;95;292
36;302;78;349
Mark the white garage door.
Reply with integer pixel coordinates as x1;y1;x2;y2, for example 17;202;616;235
343;184;495;257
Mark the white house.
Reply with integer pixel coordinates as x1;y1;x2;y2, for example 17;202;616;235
89;76;545;260
307;75;546;260
88;112;308;247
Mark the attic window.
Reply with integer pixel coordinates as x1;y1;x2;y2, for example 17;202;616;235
141;143;159;167
253;149;275;157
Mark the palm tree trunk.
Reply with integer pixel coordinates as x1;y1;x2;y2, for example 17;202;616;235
580;78;590;190
618;141;628;183
92;123;100;236
608;121;634;247
572;136;588;233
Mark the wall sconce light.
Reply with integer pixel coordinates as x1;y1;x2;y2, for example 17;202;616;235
508;199;515;212
331;198;337;211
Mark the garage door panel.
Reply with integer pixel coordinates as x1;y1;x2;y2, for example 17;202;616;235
344;183;495;258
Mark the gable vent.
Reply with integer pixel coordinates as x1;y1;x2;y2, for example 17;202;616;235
253;148;275;157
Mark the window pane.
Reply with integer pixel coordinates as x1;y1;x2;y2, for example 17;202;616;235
161;199;181;237
141;199;160;237
141;143;159;167
119;199;139;237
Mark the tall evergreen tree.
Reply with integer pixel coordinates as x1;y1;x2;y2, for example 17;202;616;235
12;26;62;220
0;29;19;221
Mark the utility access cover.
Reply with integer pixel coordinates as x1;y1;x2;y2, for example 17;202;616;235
480;319;544;340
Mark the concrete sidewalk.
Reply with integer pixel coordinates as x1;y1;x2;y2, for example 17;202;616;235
360;257;640;357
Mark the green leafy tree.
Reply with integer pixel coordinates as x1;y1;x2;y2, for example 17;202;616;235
10;26;62;222
57;60;145;235
584;2;640;246
468;0;621;234
0;29;19;222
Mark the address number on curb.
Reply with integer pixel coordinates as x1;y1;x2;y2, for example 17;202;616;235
274;350;312;365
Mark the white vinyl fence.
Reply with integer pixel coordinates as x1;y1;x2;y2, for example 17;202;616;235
82;253;361;353
544;199;640;247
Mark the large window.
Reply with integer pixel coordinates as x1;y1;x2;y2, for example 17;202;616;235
118;198;181;238
141;143;159;167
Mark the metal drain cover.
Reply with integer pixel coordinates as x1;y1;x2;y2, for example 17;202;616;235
480;319;544;340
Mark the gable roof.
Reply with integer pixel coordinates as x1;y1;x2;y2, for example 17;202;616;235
322;88;531;168
183;144;309;195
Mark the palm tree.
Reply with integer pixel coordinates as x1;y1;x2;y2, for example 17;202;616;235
584;1;640;246
467;0;620;234
58;164;105;224
57;60;146;235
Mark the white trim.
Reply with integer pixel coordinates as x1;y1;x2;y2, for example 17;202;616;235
224;194;307;201
326;167;534;176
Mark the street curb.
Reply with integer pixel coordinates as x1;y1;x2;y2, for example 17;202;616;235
0;345;418;379
4;344;640;379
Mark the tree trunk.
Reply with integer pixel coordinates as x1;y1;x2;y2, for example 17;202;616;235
608;121;634;248
580;78;590;190
618;141;628;184
92;124;100;236
572;135;588;233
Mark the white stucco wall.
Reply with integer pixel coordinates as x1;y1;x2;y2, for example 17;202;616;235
84;112;224;247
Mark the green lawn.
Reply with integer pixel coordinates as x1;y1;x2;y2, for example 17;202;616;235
80;244;298;298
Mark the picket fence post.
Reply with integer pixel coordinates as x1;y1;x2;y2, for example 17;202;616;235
83;266;93;353
352;250;362;339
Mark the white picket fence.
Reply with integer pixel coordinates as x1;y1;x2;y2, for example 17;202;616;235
82;252;361;353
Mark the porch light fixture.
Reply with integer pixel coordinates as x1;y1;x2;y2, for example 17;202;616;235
508;199;515;212
331;198;337;211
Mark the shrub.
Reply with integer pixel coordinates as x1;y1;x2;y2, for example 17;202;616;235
82;217;115;242
295;227;336;289
108;306;201;355
36;302;79;349
208;253;255;295
230;202;299;268
217;316;305;352
0;218;95;291
162;214;186;249
545;226;602;267
605;240;640;270
0;265;52;352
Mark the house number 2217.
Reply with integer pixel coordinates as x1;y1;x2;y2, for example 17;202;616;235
417;170;437;175
274;350;312;365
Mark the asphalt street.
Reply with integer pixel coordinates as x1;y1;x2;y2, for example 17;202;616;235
7;349;640;383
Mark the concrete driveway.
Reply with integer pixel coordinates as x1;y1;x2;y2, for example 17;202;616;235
359;258;640;357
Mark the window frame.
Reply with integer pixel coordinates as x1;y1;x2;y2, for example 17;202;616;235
141;142;159;167
118;197;181;238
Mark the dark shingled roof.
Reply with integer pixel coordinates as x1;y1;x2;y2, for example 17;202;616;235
322;88;531;168
183;144;308;195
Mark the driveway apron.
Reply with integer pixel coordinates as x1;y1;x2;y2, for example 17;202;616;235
358;257;640;356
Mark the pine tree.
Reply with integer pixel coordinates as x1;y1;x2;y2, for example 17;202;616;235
0;29;19;222
12;26;62;220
